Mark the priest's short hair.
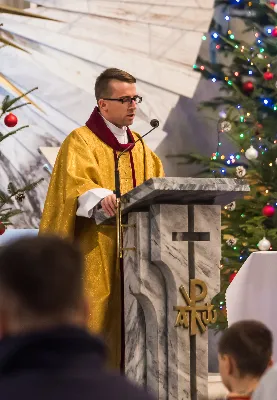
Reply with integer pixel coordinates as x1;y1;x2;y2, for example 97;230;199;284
95;68;136;101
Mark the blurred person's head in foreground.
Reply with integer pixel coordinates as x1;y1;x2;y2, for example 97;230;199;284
0;235;87;337
218;320;273;399
0;235;156;400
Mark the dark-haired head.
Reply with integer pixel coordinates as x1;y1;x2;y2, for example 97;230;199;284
0;235;87;336
218;320;273;393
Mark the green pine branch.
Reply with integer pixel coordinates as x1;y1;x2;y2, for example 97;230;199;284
0;87;38;117
0;178;44;208
0;209;22;222
0;125;29;142
5;102;31;113
0;178;44;225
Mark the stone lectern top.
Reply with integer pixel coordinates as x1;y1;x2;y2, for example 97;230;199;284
95;177;249;224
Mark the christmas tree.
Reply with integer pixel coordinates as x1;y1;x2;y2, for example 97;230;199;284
0;5;57;236
0;89;44;236
172;0;277;329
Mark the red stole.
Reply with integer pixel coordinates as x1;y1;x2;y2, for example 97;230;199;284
86;107;135;151
85;107;137;188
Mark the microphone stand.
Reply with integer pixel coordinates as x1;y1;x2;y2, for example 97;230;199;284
115;154;123;259
115;123;158;259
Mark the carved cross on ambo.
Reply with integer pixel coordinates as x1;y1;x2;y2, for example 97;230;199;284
172;205;211;400
172;205;210;281
172;232;210;242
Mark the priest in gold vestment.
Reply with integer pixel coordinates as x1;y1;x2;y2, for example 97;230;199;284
39;68;164;370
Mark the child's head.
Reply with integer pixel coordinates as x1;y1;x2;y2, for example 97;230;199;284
218;320;273;393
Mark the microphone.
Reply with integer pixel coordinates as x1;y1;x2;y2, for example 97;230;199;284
118;119;160;158
114;119;159;198
150;119;159;128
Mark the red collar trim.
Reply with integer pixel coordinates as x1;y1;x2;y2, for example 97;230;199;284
86;107;135;152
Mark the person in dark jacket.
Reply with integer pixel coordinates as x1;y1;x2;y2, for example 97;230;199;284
0;235;155;400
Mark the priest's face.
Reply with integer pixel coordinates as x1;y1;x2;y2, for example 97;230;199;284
98;80;138;128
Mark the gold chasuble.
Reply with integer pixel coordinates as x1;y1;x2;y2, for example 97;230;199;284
39;107;164;369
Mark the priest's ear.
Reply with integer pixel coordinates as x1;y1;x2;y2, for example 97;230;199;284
98;98;108;112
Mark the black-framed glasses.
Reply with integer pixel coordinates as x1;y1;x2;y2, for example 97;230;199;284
102;95;142;104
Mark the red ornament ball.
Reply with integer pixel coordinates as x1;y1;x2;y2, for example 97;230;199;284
270;1;276;6
264;71;274;80
272;27;277;37
4;113;18;128
0;223;5;236
242;81;254;94
262;204;275;217
229;272;237;283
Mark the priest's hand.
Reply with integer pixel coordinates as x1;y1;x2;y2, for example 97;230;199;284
101;194;117;217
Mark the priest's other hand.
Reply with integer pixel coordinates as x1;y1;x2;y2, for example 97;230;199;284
101;194;117;217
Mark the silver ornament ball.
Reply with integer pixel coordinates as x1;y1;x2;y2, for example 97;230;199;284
258;237;271;251
245;146;258;160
